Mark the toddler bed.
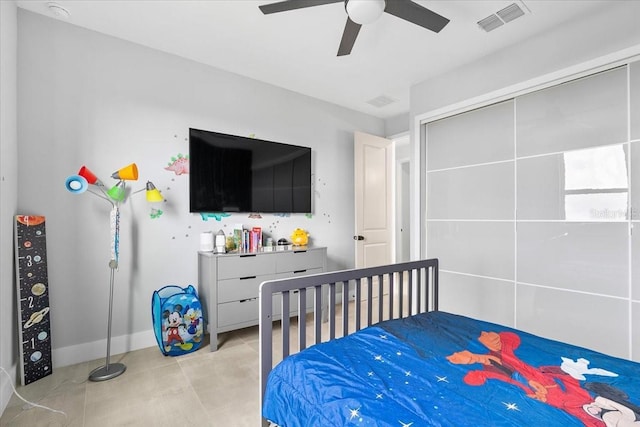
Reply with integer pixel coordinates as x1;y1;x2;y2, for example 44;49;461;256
259;259;640;426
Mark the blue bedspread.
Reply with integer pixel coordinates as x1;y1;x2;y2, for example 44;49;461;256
263;311;640;426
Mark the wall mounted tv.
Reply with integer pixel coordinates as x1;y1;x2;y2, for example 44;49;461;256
189;128;312;213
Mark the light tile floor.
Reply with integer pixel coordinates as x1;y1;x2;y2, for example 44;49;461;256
1;297;397;427
0;327;264;427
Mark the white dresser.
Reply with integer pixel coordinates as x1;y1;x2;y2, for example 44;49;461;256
198;246;327;351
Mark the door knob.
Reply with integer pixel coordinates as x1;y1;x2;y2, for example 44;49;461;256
353;235;365;241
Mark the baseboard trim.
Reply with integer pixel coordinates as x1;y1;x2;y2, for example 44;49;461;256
52;329;157;368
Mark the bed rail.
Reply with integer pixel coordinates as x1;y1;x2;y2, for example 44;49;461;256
259;258;439;424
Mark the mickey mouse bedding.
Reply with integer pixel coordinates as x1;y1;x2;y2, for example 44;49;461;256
263;311;639;426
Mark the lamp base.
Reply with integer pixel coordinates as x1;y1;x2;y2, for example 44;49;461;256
88;363;126;382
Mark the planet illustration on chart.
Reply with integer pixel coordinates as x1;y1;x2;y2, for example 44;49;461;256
38;331;48;341
30;351;42;362
24;307;50;329
16;215;45;226
31;283;46;296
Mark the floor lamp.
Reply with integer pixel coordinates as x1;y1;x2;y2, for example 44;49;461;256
65;163;164;381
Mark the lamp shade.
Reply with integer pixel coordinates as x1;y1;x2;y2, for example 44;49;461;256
111;163;138;181
145;181;164;203
77;166;103;186
107;181;126;201
65;175;88;194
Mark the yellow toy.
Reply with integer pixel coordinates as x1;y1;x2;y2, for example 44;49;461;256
290;228;309;246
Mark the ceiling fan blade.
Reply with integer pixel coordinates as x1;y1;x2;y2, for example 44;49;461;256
384;0;449;33
259;0;343;15
337;17;362;56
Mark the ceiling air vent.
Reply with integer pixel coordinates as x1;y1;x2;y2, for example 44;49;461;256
477;1;529;32
477;14;504;32
497;3;525;23
366;95;397;108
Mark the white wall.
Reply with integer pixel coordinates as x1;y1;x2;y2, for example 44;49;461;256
384;113;409;138
16;10;384;368
410;1;640;117
0;0;18;415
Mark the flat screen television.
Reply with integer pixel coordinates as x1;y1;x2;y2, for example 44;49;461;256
189;128;312;213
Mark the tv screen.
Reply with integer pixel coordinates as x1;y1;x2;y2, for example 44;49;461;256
189;128;312;213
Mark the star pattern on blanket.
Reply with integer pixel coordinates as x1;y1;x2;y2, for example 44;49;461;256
347;327;547;426
503;402;520;411
348;406;361;421
265;313;639;427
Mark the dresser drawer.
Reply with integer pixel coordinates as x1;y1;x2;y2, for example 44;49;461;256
217;299;259;328
275;267;323;280
276;249;325;273
217;274;274;304
217;253;276;280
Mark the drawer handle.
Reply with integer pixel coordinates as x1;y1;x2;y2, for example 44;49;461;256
239;276;257;280
240;254;257;258
293;250;307;254
293;269;307;274
239;298;258;303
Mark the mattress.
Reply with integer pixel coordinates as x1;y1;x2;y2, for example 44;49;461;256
262;311;640;426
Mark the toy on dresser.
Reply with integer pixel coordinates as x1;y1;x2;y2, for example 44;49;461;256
290;228;309;246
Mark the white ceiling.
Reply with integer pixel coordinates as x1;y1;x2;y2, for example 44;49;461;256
16;0;614;119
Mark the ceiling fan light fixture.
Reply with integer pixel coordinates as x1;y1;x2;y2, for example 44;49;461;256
345;0;386;25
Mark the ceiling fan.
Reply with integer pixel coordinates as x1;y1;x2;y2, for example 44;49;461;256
258;0;450;56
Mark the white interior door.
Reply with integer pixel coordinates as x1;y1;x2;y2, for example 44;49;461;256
397;160;410;262
354;131;393;269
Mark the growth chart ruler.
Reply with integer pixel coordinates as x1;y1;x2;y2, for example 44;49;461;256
15;215;53;385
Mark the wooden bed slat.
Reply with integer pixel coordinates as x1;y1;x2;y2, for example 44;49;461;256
342;280;349;336
355;278;361;331
298;288;306;351
282;291;290;358
314;286;322;345
377;274;384;322
366;276;373;327
415;269;421;314
329;282;336;341
388;272;395;319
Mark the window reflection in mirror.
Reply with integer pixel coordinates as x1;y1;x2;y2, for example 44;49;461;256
563;144;628;221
